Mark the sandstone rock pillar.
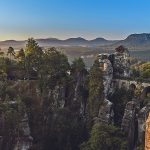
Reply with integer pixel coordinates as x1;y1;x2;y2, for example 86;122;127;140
145;113;150;150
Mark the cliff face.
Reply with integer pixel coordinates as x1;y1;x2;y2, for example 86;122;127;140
0;53;149;150
0;100;32;150
0;77;148;150
120;85;150;150
14;112;33;150
0;65;88;150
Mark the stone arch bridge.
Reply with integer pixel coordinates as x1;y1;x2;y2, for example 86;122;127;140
112;78;150;90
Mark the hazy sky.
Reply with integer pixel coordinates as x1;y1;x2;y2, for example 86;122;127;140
0;0;150;40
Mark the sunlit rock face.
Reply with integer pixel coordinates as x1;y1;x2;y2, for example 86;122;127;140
122;100;150;149
98;53;113;98
138;103;150;144
145;113;150;150
97;54;114;124
113;45;130;78
97;46;131;80
97;46;131;98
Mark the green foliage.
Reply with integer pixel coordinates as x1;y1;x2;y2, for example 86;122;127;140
0;69;7;80
130;61;150;80
70;57;88;108
136;144;144;150
0;48;4;57
38;47;70;91
5;86;17;100
0;39;142;150
80;123;127;150
71;57;86;74
109;87;131;126
88;59;104;117
138;62;150;79
43;107;86;150
131;67;140;78
0;95;25;149
7;47;15;60
25;38;42;57
0;81;7;100
16;48;25;68
25;38;43;78
43;47;70;75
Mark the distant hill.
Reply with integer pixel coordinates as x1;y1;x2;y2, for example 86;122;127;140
1;33;150;51
36;37;118;47
1;34;150;67
0;37;118;49
112;33;150;50
0;40;25;49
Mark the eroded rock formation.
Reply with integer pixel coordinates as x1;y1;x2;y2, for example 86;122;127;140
0;101;32;150
97;99;114;124
121;101;138;150
14;113;33;150
145;113;150;150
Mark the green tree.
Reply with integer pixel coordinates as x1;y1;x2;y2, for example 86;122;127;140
25;38;43;79
0;48;6;73
0;48;4;57
0;69;7;80
71;58;86;74
139;62;150;79
70;58;88;104
38;47;70;91
88;59;104;117
81;123;127;150
16;48;26;79
16;48;25;64
7;47;15;61
43;107;86;150
109;87;131;127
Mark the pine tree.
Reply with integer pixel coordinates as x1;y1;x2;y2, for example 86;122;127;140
88;59;104;117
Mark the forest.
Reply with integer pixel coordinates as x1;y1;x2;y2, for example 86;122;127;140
0;38;148;150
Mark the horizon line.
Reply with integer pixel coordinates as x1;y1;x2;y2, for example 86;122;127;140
0;32;150;42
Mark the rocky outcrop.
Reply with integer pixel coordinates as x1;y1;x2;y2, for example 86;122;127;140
121;100;150;150
14;113;33;150
121;101;138;150
138;103;150;144
94;99;114;124
98;53;113;98
138;106;147;144
96;54;114;125
0;100;33;150
145;113;150;150
0;112;5;149
72;70;88;117
51;85;67;108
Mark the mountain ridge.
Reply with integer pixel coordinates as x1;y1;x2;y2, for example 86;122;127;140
0;37;118;48
1;33;150;50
